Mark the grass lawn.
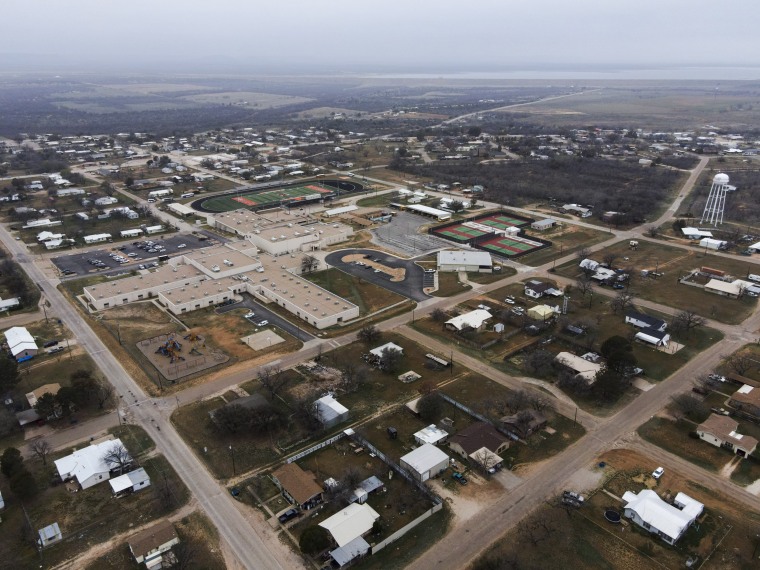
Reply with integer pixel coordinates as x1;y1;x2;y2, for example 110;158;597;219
357;192;398;208
107;425;156;457
502;413;586;471
718;343;760;383
466;267;517;284
434;271;471;296
638;417;730;472
84;510;225;570
304;267;407;315
730;456;760;486
516;223;610;267
556;239;758;324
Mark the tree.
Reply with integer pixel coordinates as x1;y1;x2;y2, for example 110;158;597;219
606;350;638;376
514;410;535;437
417;392;442;422
213;404;252;434
467;126;482;138
124;176;134;188
575;276;594;297
524;349;555;377
600;335;632;358
9;468;37;500
602;252;619;268
672;310;706;336
300;254;319;274
94;380;115;409
473;447;499;472
340;362;368;393
102;443;133;475
357;324;380;344
609;291;634;314
258;365;288;398
34;393;59;420
449;200;465;214
470;195;478;208
724;352;755;377
0;407;18;438
592;366;630;403
379;347;403;373
431;308;448;323
0;356;20;392
299;525;331;556
670;394;707;422
29;439;51;465
575;247;590;260
505;390;530;414
1;447;23;478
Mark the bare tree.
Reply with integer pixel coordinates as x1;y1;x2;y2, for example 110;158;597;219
575;247;591;260
505;390;529;414
102;443;133;475
575;276;594;297
258;365;289;398
610;291;634;314
524;350;555;377
29;439;51;465
670;394;708;422
94;380;115;410
527;392;553;413
300;254;319;274
514;410;535;437
724;352;755;377
431;308;448;323
672;310;706;336
357;324;380;344
602;252;619;268
340;362;368;393
473;448;499;472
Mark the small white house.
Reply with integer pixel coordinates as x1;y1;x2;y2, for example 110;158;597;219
579;258;600;272
83;233;112;244
699;238;727;250
445;309;492;332
400;443;449;482
622;490;703;545
4;326;38;360
144;225;164;235
413;424;449;446
121;228;144;238
54;438;131;490
38;522;63;548
524;280;562;299
314;394;349;429
635;329;671;347
625;312;667;332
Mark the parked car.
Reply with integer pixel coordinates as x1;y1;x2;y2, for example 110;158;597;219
177;243;187;249
278;508;300;524
562;490;584;504
652;467;664;479
504;296;515;304
256;320;269;327
708;373;726;383
612;283;626;290
710;407;731;416
452;472;468;485
47;346;65;354
692;386;708;396
244;311;255;319
43;340;59;348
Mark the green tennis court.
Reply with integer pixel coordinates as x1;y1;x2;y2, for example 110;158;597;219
479;235;545;257
476;213;531;229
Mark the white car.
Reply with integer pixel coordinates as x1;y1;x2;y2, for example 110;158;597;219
652;467;664;479
177;243;187;249
244;311;255;319
257;320;269;327
504;296;515;304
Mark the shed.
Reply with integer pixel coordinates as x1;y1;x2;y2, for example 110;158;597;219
350;476;384;504
314;394;349;428
109;467;151;496
330;536;370;567
400;443;449;481
413;424;449;446
38;522;62;547
527;305;555;321
699;238;727;250
531;218;556;231
369;342;404;359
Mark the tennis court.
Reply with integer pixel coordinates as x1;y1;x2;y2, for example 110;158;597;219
432;223;490;242
474;212;531;229
478;234;546;257
194;179;364;213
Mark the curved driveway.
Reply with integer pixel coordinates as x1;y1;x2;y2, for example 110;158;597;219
324;248;429;302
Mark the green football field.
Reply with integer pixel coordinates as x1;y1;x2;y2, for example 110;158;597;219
198;183;334;212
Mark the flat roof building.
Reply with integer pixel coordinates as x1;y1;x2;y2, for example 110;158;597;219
437;250;493;273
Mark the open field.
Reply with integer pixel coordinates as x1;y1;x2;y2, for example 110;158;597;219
180;90;313;108
304;267;407;315
517;222;610;266
556;239;759;324
434;271;472;296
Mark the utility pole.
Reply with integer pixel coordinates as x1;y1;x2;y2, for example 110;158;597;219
229;445;236;477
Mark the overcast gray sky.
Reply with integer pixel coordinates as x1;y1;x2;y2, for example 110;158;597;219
4;0;760;76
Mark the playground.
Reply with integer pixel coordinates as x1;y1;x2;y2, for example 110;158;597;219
193;178;365;213
136;330;230;383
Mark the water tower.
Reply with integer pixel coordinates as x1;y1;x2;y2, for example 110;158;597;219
700;173;730;226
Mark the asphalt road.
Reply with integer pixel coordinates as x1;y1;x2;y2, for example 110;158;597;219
215;293;315;341
325;248;430;302
0;226;301;570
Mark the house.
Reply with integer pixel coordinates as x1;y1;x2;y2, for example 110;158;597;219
413;424;449;446
54;438;132;490
748;241;760;254
704;279;741;299
314;394;349;428
4;326;38;361
561;203;592;217
729;384;760;419
634;329;671;347
696;414;758;457
449;422;510;469
38;522;62;548
500;410;548;439
349;476;384;504
554;352;602;384
579;258;600;272
0;297;20;311
527;305;555;322
128;520;180;568
94;196;118;206
145;225;164;235
622;490;703;545
26;383;61;407
681;227;712;240
271;463;323;510
37;231;65;242
436;250;493;273
530;218;556;231
320;503;380;566
109;467;152;497
445;309;492;332
369;342;404;359
400;443;450;482
524;280;562;299
320;502;380;548
699;237;727;250
625;311;667;332
83;233;112;244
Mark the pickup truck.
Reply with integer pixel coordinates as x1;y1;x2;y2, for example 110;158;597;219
452;472;468;485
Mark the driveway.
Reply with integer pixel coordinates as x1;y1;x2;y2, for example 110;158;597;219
215;293;314;342
324;248;430;302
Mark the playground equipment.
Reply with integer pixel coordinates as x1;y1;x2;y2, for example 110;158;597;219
155;334;186;363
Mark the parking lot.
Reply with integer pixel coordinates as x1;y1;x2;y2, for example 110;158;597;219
52;232;221;277
371;211;455;256
324;248;429;302
215;293;315;341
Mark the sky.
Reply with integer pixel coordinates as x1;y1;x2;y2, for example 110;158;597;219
3;0;760;78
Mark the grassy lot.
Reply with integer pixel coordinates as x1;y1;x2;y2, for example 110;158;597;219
730;455;760;486
107;425;156;457
556;239;758;324
304;267;408;315
0;439;188;570
466;267;516;284
434;271;472;296
517;222;611;267
357;192;399;208
718;343;760;383
638;417;730;472
502;413;586;471
84;510;225;570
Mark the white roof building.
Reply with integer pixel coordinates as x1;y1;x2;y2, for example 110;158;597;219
681;227;712;239
83;233;112;244
554;352;602;384
314;394;349;428
400;443;450;482
54;438;131;490
704;279;742;298
445;309;492;331
622;490;703;545
414;424;449;446
4;326;38;359
369;342;404;359
319;503;380;548
109;467;151;495
437;250;493;272
324;205;358;217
